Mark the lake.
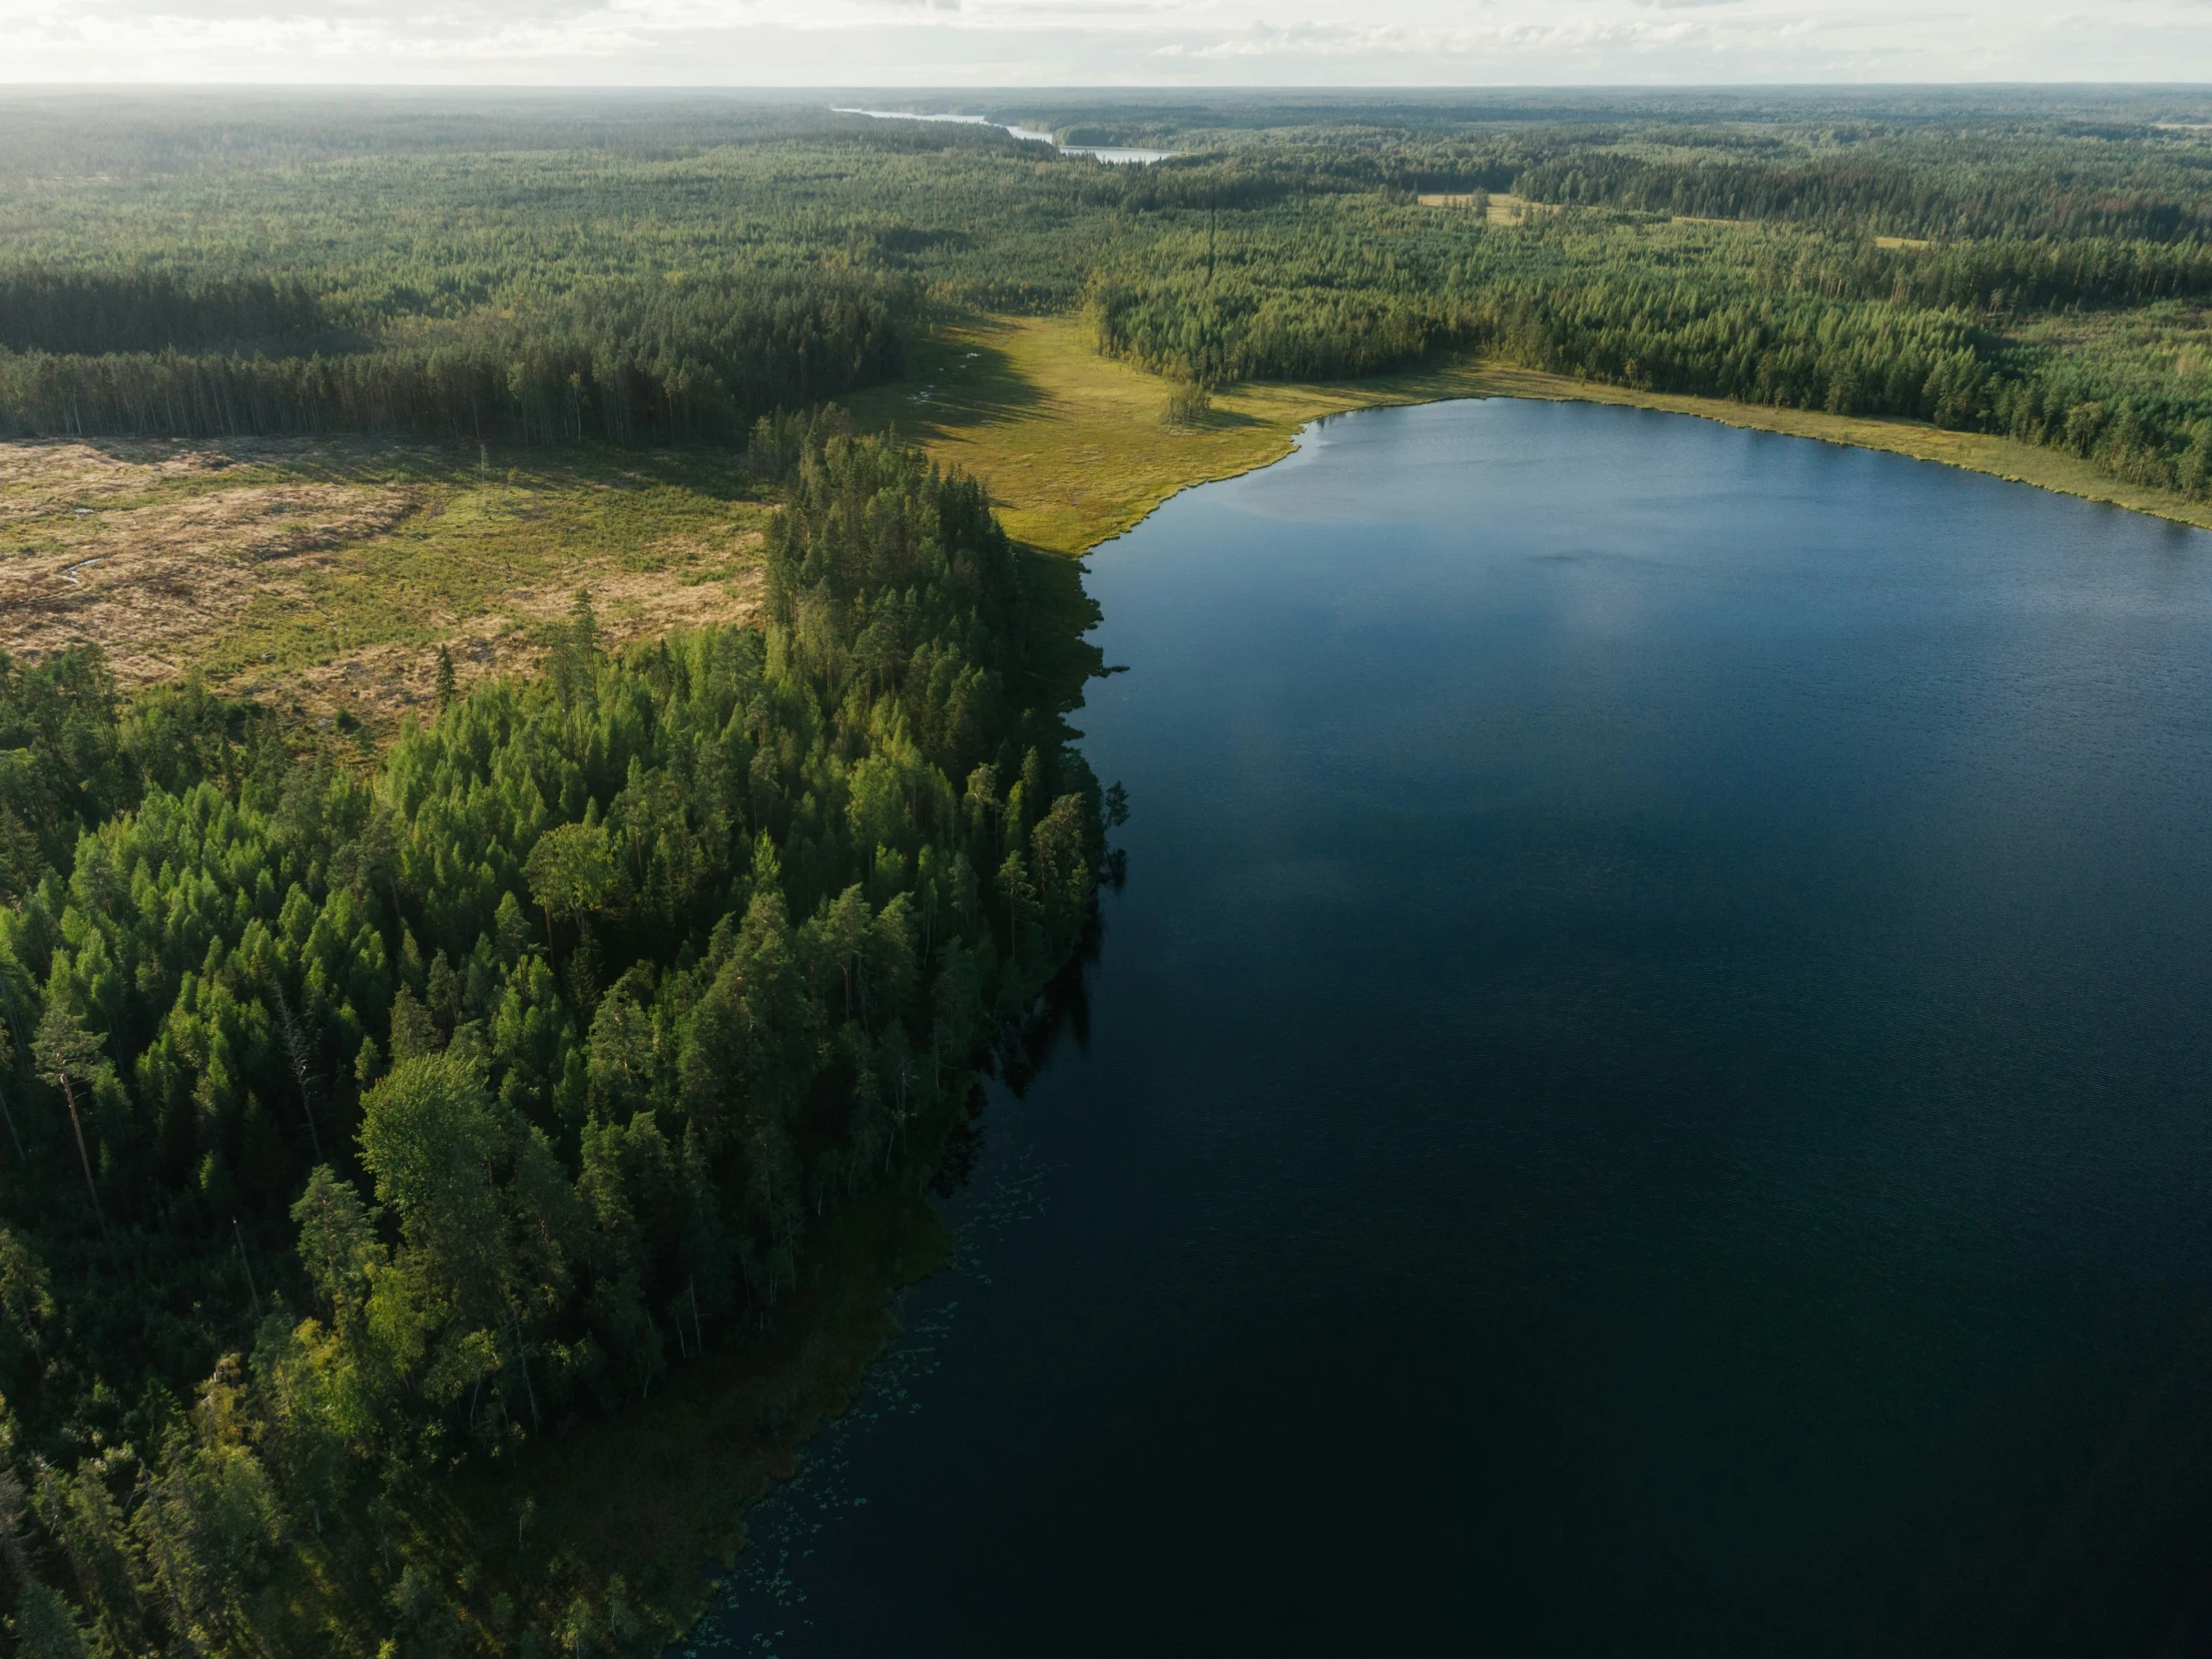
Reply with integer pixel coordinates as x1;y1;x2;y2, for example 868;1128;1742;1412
692;397;2212;1657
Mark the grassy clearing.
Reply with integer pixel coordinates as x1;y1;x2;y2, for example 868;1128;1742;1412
845;313;1495;556
857;313;2212;556
1459;362;2212;533
0;437;771;728
1416;193;1551;227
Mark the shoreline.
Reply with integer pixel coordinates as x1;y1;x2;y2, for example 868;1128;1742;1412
253;325;2211;1650
645;337;2205;1648
849;315;2212;557
1454;364;2212;538
461;1183;955;1654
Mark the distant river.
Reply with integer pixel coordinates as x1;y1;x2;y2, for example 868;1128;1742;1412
693;399;2212;1657
829;107;1175;164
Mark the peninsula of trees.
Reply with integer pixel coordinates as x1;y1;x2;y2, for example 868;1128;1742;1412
0;417;1110;1655
3;84;2212;1655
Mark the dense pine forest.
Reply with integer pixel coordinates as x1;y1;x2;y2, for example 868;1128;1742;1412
7;84;2212;1654
0;410;1111;1653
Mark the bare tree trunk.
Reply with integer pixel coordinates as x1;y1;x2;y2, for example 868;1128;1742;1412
508;1305;541;1430
271;982;322;1159
232;1218;260;1316
59;1076;108;1249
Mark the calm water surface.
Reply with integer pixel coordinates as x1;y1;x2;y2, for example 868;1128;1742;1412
699;399;2212;1657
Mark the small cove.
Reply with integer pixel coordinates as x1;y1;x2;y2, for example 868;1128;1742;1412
689;397;2212;1657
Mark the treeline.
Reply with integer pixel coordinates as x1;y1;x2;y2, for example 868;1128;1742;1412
1092;252;1988;423
1480;278;1995;426
0;427;1112;1655
1982;349;2212;496
0;269;342;357
1513;145;2212;244
1087;203;2212;496
1089;276;1451;384
1772;236;2212;312
0;275;908;442
1085;205;1484;382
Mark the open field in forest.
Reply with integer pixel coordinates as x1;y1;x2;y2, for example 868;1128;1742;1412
848;313;1497;555
0;436;770;725
1;315;1477;724
1414;192;1544;224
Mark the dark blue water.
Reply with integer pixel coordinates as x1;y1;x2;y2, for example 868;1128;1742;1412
695;398;2212;1657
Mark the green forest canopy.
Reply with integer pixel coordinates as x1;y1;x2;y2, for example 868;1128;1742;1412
0;419;1113;1655
7;90;2212;489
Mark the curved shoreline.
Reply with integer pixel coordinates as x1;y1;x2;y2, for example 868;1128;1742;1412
1450;364;2212;539
638;337;2212;1649
855;315;2212;558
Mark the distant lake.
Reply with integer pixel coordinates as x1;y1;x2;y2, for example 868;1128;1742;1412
693;399;2212;1657
829;107;1176;164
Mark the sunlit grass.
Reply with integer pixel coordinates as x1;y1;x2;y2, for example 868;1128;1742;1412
1461;360;2212;533
847;312;1497;556
851;311;2212;553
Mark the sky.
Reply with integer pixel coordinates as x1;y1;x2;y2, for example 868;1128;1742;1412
3;0;2212;88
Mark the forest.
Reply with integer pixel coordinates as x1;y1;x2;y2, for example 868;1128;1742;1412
0;407;1112;1653
6;91;2212;491
6;84;2212;1654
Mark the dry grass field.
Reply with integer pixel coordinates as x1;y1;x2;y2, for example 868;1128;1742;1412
1415;192;1549;225
0;435;771;729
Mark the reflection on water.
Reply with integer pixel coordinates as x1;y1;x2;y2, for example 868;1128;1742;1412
679;942;1101;1657
695;397;2212;1658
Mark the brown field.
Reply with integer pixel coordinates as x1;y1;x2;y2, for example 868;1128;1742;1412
0;435;771;730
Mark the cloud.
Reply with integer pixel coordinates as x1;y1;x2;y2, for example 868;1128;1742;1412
3;0;2211;82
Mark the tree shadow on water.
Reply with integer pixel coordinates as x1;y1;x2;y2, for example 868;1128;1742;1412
932;900;1112;1201
997;901;1106;1093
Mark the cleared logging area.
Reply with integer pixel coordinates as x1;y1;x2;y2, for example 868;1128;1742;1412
0;435;768;727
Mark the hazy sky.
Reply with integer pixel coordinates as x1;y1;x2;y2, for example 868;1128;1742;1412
5;0;2212;87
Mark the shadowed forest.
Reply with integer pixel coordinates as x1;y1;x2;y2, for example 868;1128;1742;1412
4;84;2212;1655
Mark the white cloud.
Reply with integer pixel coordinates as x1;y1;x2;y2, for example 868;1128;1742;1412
0;0;2208;83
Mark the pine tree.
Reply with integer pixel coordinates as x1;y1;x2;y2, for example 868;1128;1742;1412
31;1001;108;1249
